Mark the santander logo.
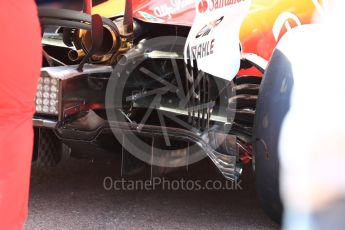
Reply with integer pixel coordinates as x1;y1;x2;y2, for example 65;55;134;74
198;0;246;14
198;0;208;13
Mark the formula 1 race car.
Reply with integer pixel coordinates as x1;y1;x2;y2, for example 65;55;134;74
33;0;323;223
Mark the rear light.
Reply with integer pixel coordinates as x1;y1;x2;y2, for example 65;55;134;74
34;65;112;119
35;75;60;115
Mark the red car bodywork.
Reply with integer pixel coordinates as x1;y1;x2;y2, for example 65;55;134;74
95;0;322;63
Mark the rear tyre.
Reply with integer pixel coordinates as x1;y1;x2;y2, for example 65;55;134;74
253;49;294;224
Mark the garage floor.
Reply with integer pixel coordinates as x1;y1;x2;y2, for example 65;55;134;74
25;156;278;230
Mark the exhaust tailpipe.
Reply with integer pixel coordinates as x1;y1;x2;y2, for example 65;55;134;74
68;49;86;62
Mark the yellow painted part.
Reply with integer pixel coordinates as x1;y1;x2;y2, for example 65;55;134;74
241;0;319;38
92;0;125;18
